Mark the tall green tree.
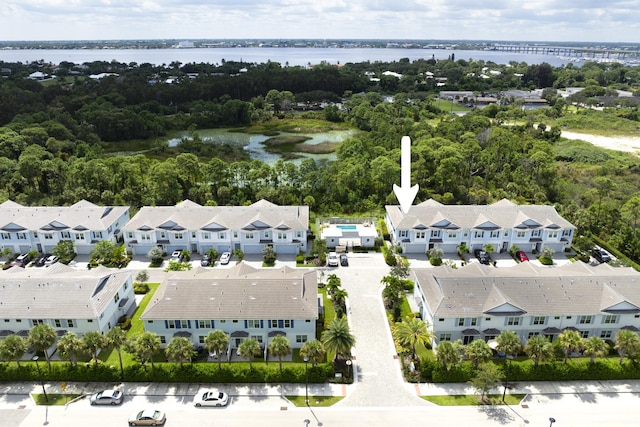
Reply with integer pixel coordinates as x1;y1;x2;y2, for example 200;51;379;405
321;316;356;361
496;331;522;360
268;335;291;372
524;335;553;367
583;336;608;365
469;363;504;401
299;340;326;367
392;316;434;360
204;330;230;369
57;332;85;367
237;338;262;370
28;324;57;369
165;337;195;367
105;326;128;377
464;339;492;368
134;332;162;367
557;330;583;363
82;331;106;366
435;340;463;371
0;335;28;366
614;330;640;364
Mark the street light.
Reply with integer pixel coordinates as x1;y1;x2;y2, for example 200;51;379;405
303;356;309;406
549;417;556;427
502;355;513;403
346;359;352;381
32;355;48;402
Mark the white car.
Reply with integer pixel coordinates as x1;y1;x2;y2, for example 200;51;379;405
327;252;339;267
219;252;231;265
193;390;229;407
44;255;59;266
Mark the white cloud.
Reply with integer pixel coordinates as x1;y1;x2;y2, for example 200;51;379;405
1;0;639;42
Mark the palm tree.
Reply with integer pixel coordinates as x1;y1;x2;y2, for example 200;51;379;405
165;337;195;367
583;336;608;364
496;331;522;360
238;338;261;370
82;331;106;366
105;327;128;378
392;316;434;360
557;330;583;363
321;316;355;361
435;340;463;371
268;335;291;372
204;330;229;369
299;340;326;367
57;332;85;367
524;335;553;367
464;339;492;368
614;330;640;364
135;332;161;367
27;324;57;369
325;274;341;296
0;335;28;367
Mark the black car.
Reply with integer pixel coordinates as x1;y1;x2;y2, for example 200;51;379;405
592;248;611;263
35;253;50;267
340;254;348;266
200;254;211;267
474;249;491;265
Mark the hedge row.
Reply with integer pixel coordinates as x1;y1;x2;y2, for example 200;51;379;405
0;362;333;384
420;358;640;383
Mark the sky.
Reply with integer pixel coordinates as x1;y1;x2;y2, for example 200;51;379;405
1;0;639;44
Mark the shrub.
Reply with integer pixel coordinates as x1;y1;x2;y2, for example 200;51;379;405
134;283;150;294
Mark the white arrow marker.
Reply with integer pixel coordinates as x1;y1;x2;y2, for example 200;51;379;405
393;136;419;214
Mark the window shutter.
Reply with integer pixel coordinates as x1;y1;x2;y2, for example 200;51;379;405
187;320;192;329
211;320;215;328
244;320;248;328
291;320;294;328
260;320;264;328
278;320;283;328
195;321;199;329
164;320;169;329
176;319;181;329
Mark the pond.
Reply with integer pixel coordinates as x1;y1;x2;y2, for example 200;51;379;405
167;128;357;165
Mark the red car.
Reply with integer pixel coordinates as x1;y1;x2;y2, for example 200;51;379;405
515;251;529;262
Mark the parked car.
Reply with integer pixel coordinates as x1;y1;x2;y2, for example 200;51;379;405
219;252;231;265
90;389;123;405
193;390;229;407
474;249;491;265
128;409;166;426
340;254;349;266
43;255;59;267
11;253;32;268
35;253;50;267
592;248;612;263
515;250;529;262
200;254;211;267
327;252;339;267
170;250;183;262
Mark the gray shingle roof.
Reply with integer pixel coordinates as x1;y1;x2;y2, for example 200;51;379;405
0;200;129;232
386;199;575;231
414;261;640;318
141;262;318;321
0;264;131;319
122;199;309;233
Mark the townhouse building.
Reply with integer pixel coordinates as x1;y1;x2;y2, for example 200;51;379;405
413;261;640;346
140;262;318;351
0;200;130;255
0;264;135;353
385;199;575;255
122;199;309;256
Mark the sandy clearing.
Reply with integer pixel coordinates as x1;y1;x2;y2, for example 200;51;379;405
561;131;640;153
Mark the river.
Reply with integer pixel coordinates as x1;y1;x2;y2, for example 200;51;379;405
0;47;577;67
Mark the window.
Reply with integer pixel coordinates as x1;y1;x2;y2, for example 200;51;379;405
549;231;558;238
218;232;226;239
504;230;509;237
198;320;212;329
264;231;270;238
44;233;53;240
470;318;478;326
219;320;226;323
160;336;166;344
247;320;260;328
0;233;9;240
578;315;593;324
92;231;103;239
191;232;196;238
270;320;278;328
127;232;133;239
75;233;85;240
439;333;452;341
600;330;612;339
202;232;210;239
296;335;308;343
180;320;188;328
457;318;464;327
447;232;457;239
175;233;183;239
554;316;560;320
283;320;292;328
277;232;286;240
485;317;491;321
531;230;541;237
516;231;526;238
566;316;572;319
141;233;151;241
295;231;302;238
603;315;618;324
245;232;254;239
61;231;71;239
474;231;484;238
233;231;238;239
54;319;62;327
528;332;540;338
199;336;206;344
562;229;572;237
250;335;263;343
438;318;444;322
167;320;176;329
399;230;408;238
506;317;521;326
114;293;120;304
17;233;26;240
33;232;38;238
67;319;75;328
232;320;239;324
32;319;44;326
579;331;589;339
160;231;166;239
430;230;441;238
533;316;546;325
490;230;500;238
416;231;426;239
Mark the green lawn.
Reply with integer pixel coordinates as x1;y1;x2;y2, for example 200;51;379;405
286;395;344;407
422;394;526;406
32;393;83;406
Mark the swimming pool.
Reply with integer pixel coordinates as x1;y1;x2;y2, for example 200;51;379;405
337;225;357;230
